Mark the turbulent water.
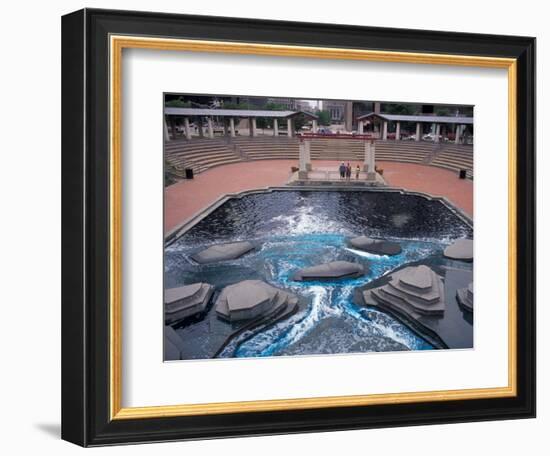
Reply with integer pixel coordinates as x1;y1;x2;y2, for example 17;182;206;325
165;190;473;359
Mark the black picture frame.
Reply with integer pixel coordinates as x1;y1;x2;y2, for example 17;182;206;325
62;8;536;447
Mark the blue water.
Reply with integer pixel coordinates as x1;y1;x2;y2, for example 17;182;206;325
165;190;472;358
225;234;436;357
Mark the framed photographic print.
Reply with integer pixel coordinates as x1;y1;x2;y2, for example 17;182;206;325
61;8;536;447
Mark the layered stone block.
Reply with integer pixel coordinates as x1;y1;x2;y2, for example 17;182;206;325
215;279;298;322
349;236;402;256
165;282;214;324
443;238;473;262
293;260;365;281
164;325;186;360
364;265;445;319
456;282;474;312
191;241;255;264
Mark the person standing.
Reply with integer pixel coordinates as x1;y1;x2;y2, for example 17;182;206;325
355;164;361;179
346;162;352;180
339;162;346;179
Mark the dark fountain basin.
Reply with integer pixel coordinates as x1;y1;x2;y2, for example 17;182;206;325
165;189;473;360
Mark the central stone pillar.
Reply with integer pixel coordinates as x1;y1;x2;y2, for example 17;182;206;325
455;124;461;144
207;117;214;139
363;141;376;180
298;141;308;179
287;118;293;137
250;117;257;137
229;117;236;137
184;117;191;140
312;119;318;133
345;101;353;132
305;140;312;171
416;122;421;141
273;119;278;136
358;120;364;134
382;121;388;141
434;124;441;143
395;121;401;141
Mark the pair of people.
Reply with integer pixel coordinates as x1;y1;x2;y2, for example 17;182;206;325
339;162;361;180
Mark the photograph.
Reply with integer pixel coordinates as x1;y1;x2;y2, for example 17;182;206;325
163;94;475;361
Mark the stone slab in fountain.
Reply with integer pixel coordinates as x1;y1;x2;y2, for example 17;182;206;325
349;236;402;256
215;279;297;322
456;282;474;312
444;239;473;262
164;325;186;360
191;241;255;264
358;264;474;349
293;260;365;281
364;265;446;319
165;282;214;324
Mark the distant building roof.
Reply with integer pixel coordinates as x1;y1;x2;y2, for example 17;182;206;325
356;112;473;124
164;107;318;119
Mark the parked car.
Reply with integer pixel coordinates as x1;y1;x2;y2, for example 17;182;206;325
422;133;443;142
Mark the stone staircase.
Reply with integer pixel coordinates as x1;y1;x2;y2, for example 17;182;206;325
309;138;363;161
229;136;299;160
164;138;243;175
374;141;432;164
430;144;474;179
164;136;474;181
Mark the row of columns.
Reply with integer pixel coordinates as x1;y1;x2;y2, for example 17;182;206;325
166;116;319;140
373;121;466;144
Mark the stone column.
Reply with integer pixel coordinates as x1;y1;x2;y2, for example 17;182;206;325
312;119;318;133
298;142;308;179
164;118;171;141
273;118;279;136
287;118;293;137
198;119;204;138
395;121;401;141
382;121;388;141
229;117;236;137
305;140;312;171
207;117;214;139
184;117;191;140
416;122;421;141
363;141;371;172
168;117;177;139
358;120;364;134
344;101;353;132
455;124;461;144
434;124;441;143
363;141;376;179
250;117;257;137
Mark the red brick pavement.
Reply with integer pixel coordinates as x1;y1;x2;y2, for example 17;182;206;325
165;160;473;233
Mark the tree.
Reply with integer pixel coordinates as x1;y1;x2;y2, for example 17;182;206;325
382;103;416;115
435;107;452;116
256;102;287;128
292;113;307;132
165;97;192;108
315;110;331;126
